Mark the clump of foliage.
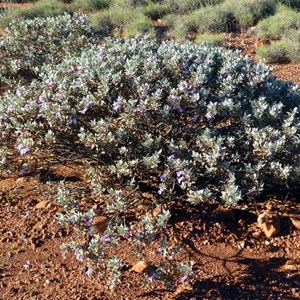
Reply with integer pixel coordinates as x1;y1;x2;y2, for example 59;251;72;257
257;4;300;39
0;13;98;87
256;40;291;63
1;14;300;288
222;0;277;28
0;0;71;28
71;0;112;12
195;33;225;46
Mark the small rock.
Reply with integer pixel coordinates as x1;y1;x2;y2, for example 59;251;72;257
35;200;50;209
289;215;300;230
131;261;148;273
257;212;281;238
92;215;109;234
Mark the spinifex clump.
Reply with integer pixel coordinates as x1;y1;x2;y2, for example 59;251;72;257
1;15;300;287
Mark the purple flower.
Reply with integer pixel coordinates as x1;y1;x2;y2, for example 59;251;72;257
177;170;185;184
180;275;188;282
113;100;122;112
46;80;55;87
102;234;111;243
136;106;145;114
205;111;212;120
71;116;78;125
86;218;93;227
159;173;167;182
246;189;254;196
157;247;163;253
193;114;199;122
148;272;156;282
19;167;28;176
81;103;94;114
75;252;84;262
17;145;30;156
67;215;76;222
85;267;93;277
16;89;21;96
123;231;130;239
267;150;272;157
158;188;165;195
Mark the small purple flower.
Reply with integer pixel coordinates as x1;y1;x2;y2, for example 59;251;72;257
136;106;145;113
38;95;45;102
177;170;185;184
61;251;67;258
98;51;106;60
148;272;156;282
86;218;93;227
15;130;22;136
81;103;94;114
16;89;21;96
46;80;55;87
19;167;28;176
158;188;165;195
1;158;6;165
205;111;212;120
123;231;130;239
246;189;254;196
71;115;78;125
180;275;188;282
159;173;167;182
267;150;272;157
67;215;76;222
17;145;30;156
157;247;163;253
102;234;111;243
85;267;93;277
75;80;81;87
75;252;84;262
193;114;199;122
113;100;122;112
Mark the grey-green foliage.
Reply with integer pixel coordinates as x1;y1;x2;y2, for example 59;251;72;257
1;36;300;207
0;13;98;87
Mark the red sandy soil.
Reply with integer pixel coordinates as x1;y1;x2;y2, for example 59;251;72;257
0;34;300;300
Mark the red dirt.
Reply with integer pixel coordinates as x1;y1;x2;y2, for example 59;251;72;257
0;34;300;300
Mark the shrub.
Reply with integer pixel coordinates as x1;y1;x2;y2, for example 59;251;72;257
1;36;300;287
278;0;300;10
195;33;225;45
0;13;97;87
71;0;112;12
257;4;300;38
222;0;276;28
143;2;169;20
0;0;70;29
123;15;155;38
282;29;300;63
170;4;236;39
162;0;225;14
89;9;113;34
256;40;291;63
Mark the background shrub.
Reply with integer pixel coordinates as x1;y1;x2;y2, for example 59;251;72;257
71;0;112;12
195;33;225;45
0;0;70;29
257;4;300;38
0;13;97;87
256;40;291;63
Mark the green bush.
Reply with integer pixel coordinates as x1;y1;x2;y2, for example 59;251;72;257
195;33;225;45
169;4;236;39
0;0;70;29
143;2;169;19
278;0;300;10
257;4;300;38
89;9;113;34
256;40;291;63
282;29;300;63
162;0;225;14
0;13;97;86
123;14;155;38
222;0;276;28
71;0;112;12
